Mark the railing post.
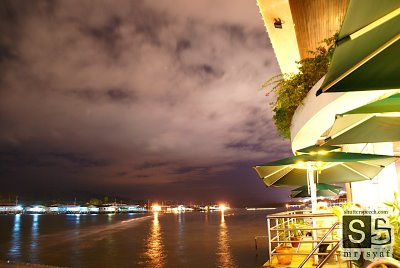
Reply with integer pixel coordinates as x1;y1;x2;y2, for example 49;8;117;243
298;222;340;268
316;239;342;268
267;217;272;265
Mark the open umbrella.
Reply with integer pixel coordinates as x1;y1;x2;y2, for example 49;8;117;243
254;145;396;263
290;183;342;198
253;145;396;212
324;93;400;145
316;0;400;95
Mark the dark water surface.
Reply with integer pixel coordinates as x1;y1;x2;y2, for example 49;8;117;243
0;209;273;267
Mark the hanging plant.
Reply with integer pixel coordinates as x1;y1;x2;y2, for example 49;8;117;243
262;34;337;139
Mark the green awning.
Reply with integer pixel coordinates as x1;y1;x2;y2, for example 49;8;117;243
325;116;400;145
253;145;396;213
290;183;342;198
295;144;341;154
254;151;396;187
324;93;400;145
345;93;400;114
317;0;400;94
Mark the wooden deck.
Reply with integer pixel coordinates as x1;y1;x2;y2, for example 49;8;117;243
263;237;348;268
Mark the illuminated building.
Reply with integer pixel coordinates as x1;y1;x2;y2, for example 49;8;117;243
257;0;400;207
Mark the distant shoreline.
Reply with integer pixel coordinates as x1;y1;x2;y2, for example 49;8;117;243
245;207;276;211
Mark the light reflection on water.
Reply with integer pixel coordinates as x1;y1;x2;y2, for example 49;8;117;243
142;212;166;268
107;213;114;222
75;214;80;224
217;211;237;268
176;212;186;263
30;214;39;261
1;210;270;267
69;214;82;267
9;214;21;258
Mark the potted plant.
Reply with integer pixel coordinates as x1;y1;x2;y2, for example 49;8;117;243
275;224;293;265
275;244;293;265
384;193;400;261
289;223;302;248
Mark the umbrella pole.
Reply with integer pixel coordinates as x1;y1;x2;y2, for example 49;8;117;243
345;182;353;203
308;169;318;264
309;171;317;213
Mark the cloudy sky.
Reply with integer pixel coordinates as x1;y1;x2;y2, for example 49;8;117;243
0;0;292;205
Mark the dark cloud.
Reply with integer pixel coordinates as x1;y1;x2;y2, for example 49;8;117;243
189;64;225;80
0;150;108;168
106;88;136;103
0;44;16;62
225;141;263;152
86;16;122;43
137;161;169;170
51;152;108;168
0;0;289;206
135;174;150;178
67;88;136;103
221;24;246;42
84;16;123;57
172;166;210;175
176;39;191;53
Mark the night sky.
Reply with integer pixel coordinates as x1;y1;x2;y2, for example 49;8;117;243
0;0;292;206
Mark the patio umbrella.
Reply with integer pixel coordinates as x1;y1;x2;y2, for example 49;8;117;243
253;145;396;212
324;93;400;145
255;145;396;263
290;183;342;198
316;0;400;95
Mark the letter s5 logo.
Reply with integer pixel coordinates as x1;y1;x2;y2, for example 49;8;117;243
349;219;365;244
343;215;371;248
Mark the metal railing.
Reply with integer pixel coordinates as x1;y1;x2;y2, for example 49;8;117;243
317;239;342;268
298;222;340;267
266;210;341;266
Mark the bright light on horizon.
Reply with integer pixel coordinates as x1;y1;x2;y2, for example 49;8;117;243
151;204;162;212
219;204;229;212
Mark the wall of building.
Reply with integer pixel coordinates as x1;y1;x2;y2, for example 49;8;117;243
347;143;399;207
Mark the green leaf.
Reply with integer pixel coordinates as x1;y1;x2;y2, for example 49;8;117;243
261;34;337;139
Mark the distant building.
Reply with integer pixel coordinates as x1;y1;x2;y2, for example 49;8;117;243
99;205;118;213
88;205;99;213
58;205;80;214
118;205;146;213
79;206;89;214
0;205;23;214
25;205;48;214
166;205;194;213
48;206;59;213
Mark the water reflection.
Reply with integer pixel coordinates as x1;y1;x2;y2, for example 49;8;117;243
107;213;114;223
69;214;82;267
9;214;21;259
30;214;39;261
217;211;236;268
176;213;186;262
75;214;80;224
142;212;166;268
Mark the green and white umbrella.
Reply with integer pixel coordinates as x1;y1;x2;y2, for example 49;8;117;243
253;145;396;212
325;93;400;145
317;0;400;95
290;183;342;198
254;145;396;259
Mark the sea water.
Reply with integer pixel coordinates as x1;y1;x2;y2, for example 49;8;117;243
0;209;275;268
